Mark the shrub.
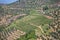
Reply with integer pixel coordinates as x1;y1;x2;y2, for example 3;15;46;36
17;30;37;40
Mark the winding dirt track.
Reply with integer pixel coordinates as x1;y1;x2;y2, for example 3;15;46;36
29;23;44;34
0;14;27;26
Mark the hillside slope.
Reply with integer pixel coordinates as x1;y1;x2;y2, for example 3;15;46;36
4;10;52;40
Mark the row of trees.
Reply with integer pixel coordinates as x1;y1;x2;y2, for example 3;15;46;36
40;8;60;40
0;6;4;17
49;8;60;40
50;0;60;4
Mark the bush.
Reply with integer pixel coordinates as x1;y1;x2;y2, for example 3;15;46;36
17;30;37;40
43;6;48;11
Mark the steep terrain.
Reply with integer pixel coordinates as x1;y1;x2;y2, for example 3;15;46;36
0;0;60;40
6;10;52;40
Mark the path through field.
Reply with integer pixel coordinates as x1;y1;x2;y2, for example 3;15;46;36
29;23;44;34
29;23;48;40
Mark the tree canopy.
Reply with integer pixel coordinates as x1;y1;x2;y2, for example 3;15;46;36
50;0;60;4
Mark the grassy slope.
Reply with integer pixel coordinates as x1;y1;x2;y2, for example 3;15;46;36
6;10;52;35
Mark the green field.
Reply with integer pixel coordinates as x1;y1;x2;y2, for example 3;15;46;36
6;10;52;34
2;9;52;40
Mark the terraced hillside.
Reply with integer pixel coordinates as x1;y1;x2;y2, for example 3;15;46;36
4;10;52;40
1;0;59;40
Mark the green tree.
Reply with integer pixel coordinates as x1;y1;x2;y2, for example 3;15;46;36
0;6;4;16
17;30;37;40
